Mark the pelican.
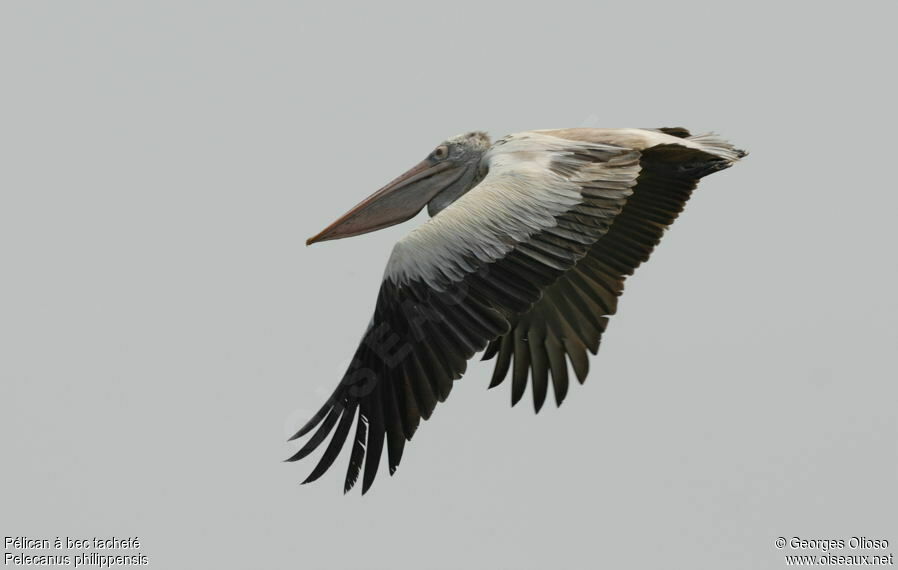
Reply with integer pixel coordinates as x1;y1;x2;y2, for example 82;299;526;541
289;127;746;493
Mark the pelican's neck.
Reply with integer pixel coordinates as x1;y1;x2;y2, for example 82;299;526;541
426;155;489;217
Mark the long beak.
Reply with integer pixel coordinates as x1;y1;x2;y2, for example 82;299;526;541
307;158;461;245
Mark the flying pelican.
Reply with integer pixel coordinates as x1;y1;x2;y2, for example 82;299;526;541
289;127;746;493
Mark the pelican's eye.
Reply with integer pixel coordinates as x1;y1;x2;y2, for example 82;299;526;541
431;145;449;161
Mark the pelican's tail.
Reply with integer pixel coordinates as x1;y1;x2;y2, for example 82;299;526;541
648;128;747;180
656;126;747;165
686;132;748;163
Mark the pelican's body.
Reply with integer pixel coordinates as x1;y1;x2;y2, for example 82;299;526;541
290;127;746;493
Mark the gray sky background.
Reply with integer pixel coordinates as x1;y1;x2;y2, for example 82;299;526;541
2;2;896;569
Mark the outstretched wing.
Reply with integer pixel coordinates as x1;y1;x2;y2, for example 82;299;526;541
287;132;646;493
483;129;747;410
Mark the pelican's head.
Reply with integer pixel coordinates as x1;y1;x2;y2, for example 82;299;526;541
306;131;491;245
